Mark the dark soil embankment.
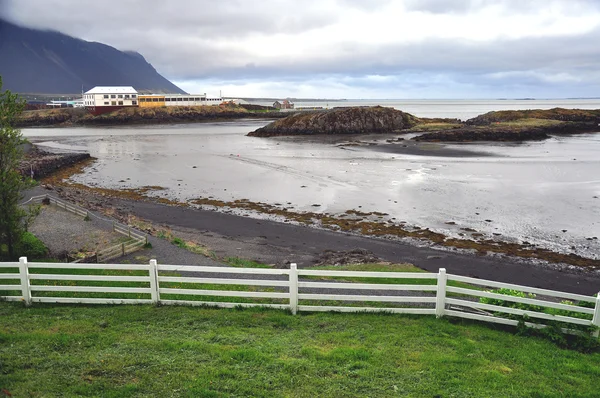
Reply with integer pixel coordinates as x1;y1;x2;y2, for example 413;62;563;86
19;146;92;179
248;106;419;137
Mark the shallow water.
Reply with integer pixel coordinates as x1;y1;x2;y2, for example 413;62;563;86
23;117;600;260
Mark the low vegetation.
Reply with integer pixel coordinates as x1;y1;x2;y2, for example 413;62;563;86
1;302;599;397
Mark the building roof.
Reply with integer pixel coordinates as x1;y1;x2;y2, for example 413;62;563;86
85;86;138;94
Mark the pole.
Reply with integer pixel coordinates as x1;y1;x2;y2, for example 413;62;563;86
19;257;32;307
289;263;298;315
436;268;447;318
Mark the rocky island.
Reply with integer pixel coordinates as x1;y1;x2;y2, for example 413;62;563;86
249;106;600;142
248;106;420;136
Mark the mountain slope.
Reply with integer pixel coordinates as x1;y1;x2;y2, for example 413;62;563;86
0;19;186;94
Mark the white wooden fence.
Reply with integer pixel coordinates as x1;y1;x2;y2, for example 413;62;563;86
1;258;599;336
95;224;147;263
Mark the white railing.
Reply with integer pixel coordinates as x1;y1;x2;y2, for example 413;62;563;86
1;258;599;336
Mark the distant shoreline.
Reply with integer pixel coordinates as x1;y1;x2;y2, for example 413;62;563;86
17;105;600;144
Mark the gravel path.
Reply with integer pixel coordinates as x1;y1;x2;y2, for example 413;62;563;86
117;234;225;267
24;187;227;267
29;206;124;257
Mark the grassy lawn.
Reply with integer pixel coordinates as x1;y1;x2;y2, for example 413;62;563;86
0;302;599;397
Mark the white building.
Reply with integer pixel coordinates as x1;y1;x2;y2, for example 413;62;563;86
84;86;138;115
163;94;223;106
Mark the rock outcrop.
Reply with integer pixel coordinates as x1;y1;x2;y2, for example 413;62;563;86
466;108;600;125
413;127;550;142
414;121;600;142
248;106;419;137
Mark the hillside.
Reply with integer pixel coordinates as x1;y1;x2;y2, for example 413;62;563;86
0;18;185;94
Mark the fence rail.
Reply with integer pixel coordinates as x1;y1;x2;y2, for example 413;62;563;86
1;258;599;337
25;195;147;263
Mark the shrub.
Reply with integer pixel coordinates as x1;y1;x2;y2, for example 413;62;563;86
15;232;48;259
479;288;543;313
480;288;599;352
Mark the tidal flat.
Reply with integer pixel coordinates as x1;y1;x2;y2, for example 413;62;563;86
24;118;600;263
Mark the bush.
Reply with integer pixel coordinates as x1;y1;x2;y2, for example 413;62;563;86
15;232;48;259
480;288;599;352
479;288;543;313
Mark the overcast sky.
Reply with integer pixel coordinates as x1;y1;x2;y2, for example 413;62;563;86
3;0;600;98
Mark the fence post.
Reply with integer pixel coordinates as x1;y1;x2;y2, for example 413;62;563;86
128;227;131;238
289;263;298;315
122;243;125;256
19;257;32;307
436;268;447;318
592;292;600;338
149;259;160;305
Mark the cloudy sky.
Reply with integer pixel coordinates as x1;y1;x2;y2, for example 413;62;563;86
3;0;600;98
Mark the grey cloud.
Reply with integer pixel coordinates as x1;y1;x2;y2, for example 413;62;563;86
3;0;600;98
159;29;600;83
4;0;338;39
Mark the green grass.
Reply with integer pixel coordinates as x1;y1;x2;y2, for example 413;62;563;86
1;302;599;397
488;118;564;127
407;122;462;132
225;257;272;268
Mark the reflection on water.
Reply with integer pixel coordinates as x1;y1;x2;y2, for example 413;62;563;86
23;117;600;259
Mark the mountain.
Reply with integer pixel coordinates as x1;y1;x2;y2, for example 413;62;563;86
0;19;186;94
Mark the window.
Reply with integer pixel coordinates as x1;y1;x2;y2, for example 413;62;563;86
165;98;171;102
125;94;130;99
153;98;159;102
104;94;109;99
118;95;123;99
111;101;116;106
118;101;124;105
111;94;116;99
194;97;200;101
132;101;137;105
104;101;109;105
132;94;137;98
